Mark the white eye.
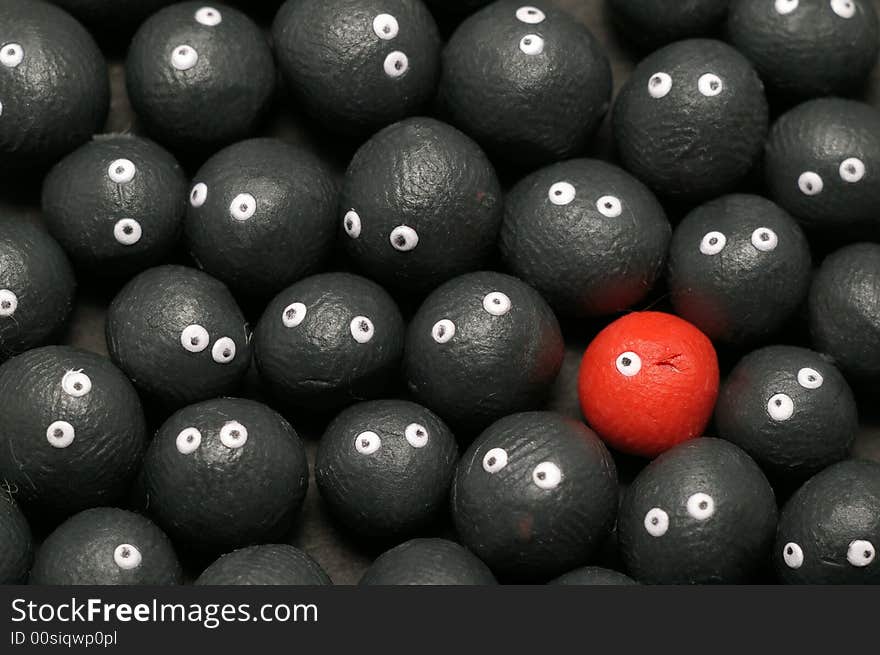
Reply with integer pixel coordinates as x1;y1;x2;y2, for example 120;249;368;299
532;462;562;490
775;0;799;14
108;159;136;184
548;182;575;205
113;218;142;246
171;45;199;71
482;292;512;316
482;447;508;473
389;225;419;252
644;508;669;537
797;367;823;389
698;73;723;97
751;227;778;252
847;539;875;567
282;302;307;328
0;43;23;68
343;210;362;238
516;6;546;23
405;423;429;448
350;316;375;343
840;157;866;183
616;351;642;377
229;193;256;221
175;427;202;454
373;13;399;40
686;492;715;520
648;72;672;98
431;319;456;344
596;195;622;218
767;393;794;421
699;231;727;255
0;289;18;317
798;171;823;196
113;544;142;570
61;370;92;397
519;34;545;55
180;324;210;353
46;421;75;449
783;542;804;569
0;100;3;117
195;6;222;26
383;51;409;78
220;421;248;449
190;183;208;208
831;0;856;18
355;430;381;455
211;337;236;364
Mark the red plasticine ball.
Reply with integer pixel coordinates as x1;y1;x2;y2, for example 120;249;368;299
578;312;719;458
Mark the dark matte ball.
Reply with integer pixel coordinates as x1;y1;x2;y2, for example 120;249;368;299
273;0;441;136
106;265;251;408
549;566;638;586
439;0;612;168
0;220;75;362
500;159;670;318
775;459;880;584
195;544;331;585
360;538;496;585
316;400;458;539
452;412;618;581
727;0;879;99
254;273;405;412
809;243;880;382
340;117;502;292
612;39;768;202
142;398;309;552
764;99;880;240
404;272;563;432
0;0;109;176
0;346;147;518
49;0;176;37
126;2;274;153
42;135;187;275
0;493;32;584
609;0;730;50
29;507;181;585
618;438;777;584
667;194;812;346
185;138;338;298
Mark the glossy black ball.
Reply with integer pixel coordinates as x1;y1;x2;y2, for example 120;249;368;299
195;544;331;585
0;493;32;584
549;566;638;586
360;538;496;585
609;0;730;50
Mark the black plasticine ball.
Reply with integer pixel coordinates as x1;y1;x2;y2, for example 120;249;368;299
727;0;879;99
499;158;671;318
0;220;76;362
775;459;880;584
549;566;638;586
126;2;274;154
272;0;442;137
0;346;147;518
185;138;338;298
618;438;777;584
716;345;857;481
49;0;177;39
666;194;812;346
254;273;406;413
0;493;32;584
439;0;612;168
764;99;880;240
316;400;459;539
106;265;252;409
0;0;109;177
808;243;880;382
608;0;731;50
29;507;181;585
195;544;331;585
340;117;502;293
612;39;768;202
360;538;497;585
404;271;564;433
452;411;618;581
142;398;309;553
42;135;187;275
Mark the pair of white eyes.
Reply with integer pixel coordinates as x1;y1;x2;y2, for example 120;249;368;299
481;448;563;490
430;293;511;342
648;72;723;99
514;6;547;54
189;189;258;221
280;302;375;343
340;211;419;251
171;45;199;71
765;367;825;421
179;325;237;363
113;544;143;570
643;493;715;536
175;421;248;454
0;43;23;68
354;423;429;454
548;183;623;217
369;13;409;77
799;158;866;195
699;228;779;255
783;540;875;569
195;6;222;26
0;289;17;317
776;0;857;17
